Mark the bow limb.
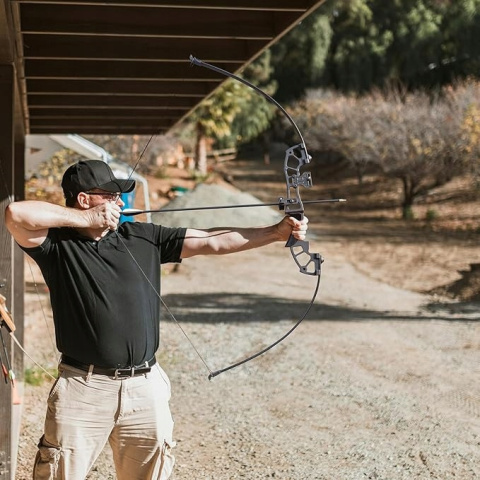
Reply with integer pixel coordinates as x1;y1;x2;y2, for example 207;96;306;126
208;275;320;379
0;295;15;333
190;56;306;146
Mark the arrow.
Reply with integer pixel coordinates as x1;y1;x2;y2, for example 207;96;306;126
122;198;346;216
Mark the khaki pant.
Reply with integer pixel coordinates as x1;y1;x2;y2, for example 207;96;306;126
33;362;175;480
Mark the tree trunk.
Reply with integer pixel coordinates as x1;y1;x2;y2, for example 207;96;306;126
355;163;364;185
195;122;208;176
262;131;270;165
401;176;415;220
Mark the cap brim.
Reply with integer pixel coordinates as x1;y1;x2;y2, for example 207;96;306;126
98;179;136;194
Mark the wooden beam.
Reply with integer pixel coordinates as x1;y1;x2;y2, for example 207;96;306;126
27;94;198;108
22;34;264;62
15;0;313;11
21;5;298;39
0;63;15;480
27;79;214;96
29;108;189;118
24;59;228;80
30;117;174;128
29;126;169;134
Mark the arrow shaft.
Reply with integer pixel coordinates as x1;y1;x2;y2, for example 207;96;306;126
122;198;346;216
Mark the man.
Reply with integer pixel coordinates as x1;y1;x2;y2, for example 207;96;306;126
5;159;309;480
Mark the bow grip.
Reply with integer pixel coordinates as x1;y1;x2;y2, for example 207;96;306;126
285;210;303;248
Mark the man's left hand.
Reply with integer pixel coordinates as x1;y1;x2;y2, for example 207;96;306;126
277;215;309;241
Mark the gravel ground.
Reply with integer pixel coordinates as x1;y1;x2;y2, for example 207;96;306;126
15;173;480;480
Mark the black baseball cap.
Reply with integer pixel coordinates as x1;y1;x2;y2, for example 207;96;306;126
62;160;136;199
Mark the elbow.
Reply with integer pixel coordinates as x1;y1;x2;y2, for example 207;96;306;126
5;202;28;233
4;202;16;232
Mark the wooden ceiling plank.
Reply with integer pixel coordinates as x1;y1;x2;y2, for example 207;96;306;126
16;1;313;12
21;5;297;39
31;126;170;134
26;79;215;96
30;117;173;127
28;94;196;108
30;108;189;118
22;34;263;62
24;60;226;80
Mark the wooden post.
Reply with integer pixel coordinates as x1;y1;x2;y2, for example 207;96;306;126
0;64;18;480
11;136;25;477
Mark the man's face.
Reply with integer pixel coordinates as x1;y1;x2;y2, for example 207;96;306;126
81;189;125;208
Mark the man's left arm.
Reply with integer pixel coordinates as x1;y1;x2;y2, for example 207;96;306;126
180;216;308;259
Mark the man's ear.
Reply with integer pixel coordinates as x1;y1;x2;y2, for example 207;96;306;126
77;192;90;209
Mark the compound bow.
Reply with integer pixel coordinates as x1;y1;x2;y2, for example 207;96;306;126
188;56;325;378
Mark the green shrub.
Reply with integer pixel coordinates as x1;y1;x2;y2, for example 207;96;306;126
403;206;415;220
24;366;57;386
426;209;438;222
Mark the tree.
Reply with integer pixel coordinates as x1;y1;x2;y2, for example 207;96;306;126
437;0;480;84
269;0;478;96
185;53;277;175
187;80;245;175
270;10;333;102
323;0;445;92
374;91;463;217
230;51;277;146
292;90;380;184
454;80;480;186
289;81;479;218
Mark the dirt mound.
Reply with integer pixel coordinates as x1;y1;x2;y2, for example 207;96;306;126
430;263;480;301
151;183;283;229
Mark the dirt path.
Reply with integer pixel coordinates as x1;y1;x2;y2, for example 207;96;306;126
16;154;480;479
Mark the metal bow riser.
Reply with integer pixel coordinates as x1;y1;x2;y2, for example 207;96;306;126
281;143;323;276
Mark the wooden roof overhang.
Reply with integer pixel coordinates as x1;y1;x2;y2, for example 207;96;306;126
0;0;326;136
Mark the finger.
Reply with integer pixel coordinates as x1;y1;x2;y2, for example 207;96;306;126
108;218;119;230
105;203;121;220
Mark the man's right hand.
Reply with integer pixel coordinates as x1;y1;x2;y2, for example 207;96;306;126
85;202;121;232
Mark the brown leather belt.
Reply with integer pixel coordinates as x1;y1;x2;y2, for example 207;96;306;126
61;355;156;379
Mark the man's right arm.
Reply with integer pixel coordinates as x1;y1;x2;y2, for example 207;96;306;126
5;201;93;248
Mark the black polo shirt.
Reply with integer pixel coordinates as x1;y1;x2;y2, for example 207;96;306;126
21;222;186;368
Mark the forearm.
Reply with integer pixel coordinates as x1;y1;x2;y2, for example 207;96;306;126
6;201;89;231
182;224;282;258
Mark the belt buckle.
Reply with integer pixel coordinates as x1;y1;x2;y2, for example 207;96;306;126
114;367;133;380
